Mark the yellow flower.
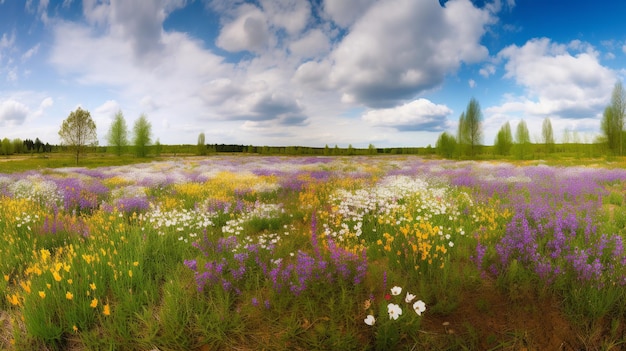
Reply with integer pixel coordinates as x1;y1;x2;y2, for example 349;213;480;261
3;274;8;282
66;291;73;300
133;261;139;267
89;282;96;291
38;291;46;299
52;271;62;282
103;304;110;316
6;294;20;306
67;279;73;285
46;283;51;289
90;298;98;308
128;270;133;278
72;325;78;333
19;281;31;294
40;249;51;262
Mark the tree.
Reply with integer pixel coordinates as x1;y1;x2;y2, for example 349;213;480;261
541;117;555;153
457;112;467;156
515;119;531;159
494;122;513;156
368;144;377;155
133;114;152;157
34;138;42;153
436;132;457;158
197;133;207;156
612;81;626;155
1;138;12;156
458;98;483;157
107;110;129;156
154;138;162;157
12;138;23;154
602;82;626;155
59;107;98;165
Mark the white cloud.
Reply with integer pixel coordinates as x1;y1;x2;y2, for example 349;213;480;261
22;43;40;61
622;44;626;54
39;97;53;109
260;0;310;36
469;79;476;88
216;4;271;53
0;32;15;49
310;0;493;107
362;98;452;131
497;38;616;118
289;29;331;59
323;0;377;27
479;64;496;77
0;99;30;125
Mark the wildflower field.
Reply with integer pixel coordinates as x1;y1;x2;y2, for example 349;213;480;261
2;155;626;350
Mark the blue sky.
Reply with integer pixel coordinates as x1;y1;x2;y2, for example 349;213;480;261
0;0;625;148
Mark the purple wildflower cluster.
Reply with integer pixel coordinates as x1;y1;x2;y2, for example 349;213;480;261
472;166;626;287
54;178;109;213
185;214;367;298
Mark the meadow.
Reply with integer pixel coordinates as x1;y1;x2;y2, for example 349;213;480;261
1;155;626;350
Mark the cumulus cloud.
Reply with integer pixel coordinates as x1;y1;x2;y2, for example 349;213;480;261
289;29;331;59
362;98;452;132
323;0;377;27
216;3;271;53
260;0;310;36
496;38;616;118
305;0;493;107
0;99;30;125
82;0;187;59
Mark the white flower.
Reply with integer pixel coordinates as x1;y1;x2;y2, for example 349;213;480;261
413;300;426;316
390;286;402;296
448;241;454;247
387;303;402;320
364;314;376;326
405;292;416;303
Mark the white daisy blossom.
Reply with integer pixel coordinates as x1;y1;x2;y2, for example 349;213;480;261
390;286;402;296
387;303;402;320
413;300;426;316
405;292;416;303
364;314;376;326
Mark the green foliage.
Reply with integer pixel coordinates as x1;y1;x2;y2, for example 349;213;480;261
1;137;13;156
542;117;555;153
106;110;129;156
197;133;207;156
494;122;513;156
515;119;531;160
154;138;162;157
133;114;152;158
368;144;377;155
435;132;457;158
601;81;626;155
457;98;483;158
12;138;24;154
58;107;98;165
602;105;620;155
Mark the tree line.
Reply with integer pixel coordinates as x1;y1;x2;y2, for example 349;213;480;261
436;81;626;159
0;137;54;155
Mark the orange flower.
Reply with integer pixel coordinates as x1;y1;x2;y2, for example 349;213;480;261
66;291;73;300
90;298;98;308
103;304;110;316
38;291;46;299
